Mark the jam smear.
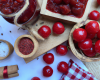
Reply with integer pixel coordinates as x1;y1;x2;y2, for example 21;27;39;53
46;0;88;18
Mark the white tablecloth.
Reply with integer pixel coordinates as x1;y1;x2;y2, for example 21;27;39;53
0;16;88;80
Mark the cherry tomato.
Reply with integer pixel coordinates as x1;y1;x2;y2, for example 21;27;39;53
57;61;68;73
83;45;96;57
43;66;53;77
60;5;71;15
43;53;54;64
78;38;92;50
97;0;100;5
73;28;87;42
87;33;95;39
56;45;68;55
63;0;70;4
53;0;62;4
38;25;51;38
31;77;40;80
97;30;100;39
88;10;100;21
52;22;65;34
95;40;100;54
85;21;99;34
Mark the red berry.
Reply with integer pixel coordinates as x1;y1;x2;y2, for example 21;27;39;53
78;38;92;50
83;45;96;57
53;0;62;4
95;40;100;54
60;5;71;15
97;0;100;5
57;61;68;73
73;28;87;42
87;33;95;39
43;66;53;77
53;22;65;34
31;77;40;80
63;0;70;4
97;30;100;39
74;3;84;8
85;21;99;34
70;0;79;6
56;45;68;55
71;7;83;16
43;53;54;64
79;0;87;3
38;25;51;38
16;0;24;3
88;10;100;21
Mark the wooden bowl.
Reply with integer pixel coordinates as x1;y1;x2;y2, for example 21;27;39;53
14;35;39;58
40;0;93;23
68;20;100;62
0;39;14;60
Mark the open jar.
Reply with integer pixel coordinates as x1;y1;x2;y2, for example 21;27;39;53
0;0;40;27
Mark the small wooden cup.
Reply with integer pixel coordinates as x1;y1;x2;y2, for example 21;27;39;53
0;39;14;60
68;20;100;62
14;35;39;58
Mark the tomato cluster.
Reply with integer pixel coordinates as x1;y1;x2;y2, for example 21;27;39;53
38;22;65;39
73;21;100;57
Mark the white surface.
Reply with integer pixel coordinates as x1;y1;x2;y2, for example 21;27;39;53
0;16;88;80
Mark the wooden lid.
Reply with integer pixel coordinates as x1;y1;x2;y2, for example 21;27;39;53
14;35;39;58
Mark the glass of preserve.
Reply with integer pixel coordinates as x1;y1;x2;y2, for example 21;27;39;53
0;0;40;27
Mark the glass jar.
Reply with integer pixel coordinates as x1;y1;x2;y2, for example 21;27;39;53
0;0;40;27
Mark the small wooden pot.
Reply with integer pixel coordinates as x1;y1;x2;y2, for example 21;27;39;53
68;20;100;62
0;39;14;60
14;35;39;58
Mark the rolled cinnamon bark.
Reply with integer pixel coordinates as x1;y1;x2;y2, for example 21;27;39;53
0;65;19;79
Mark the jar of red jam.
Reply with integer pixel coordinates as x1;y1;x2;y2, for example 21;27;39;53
0;0;40;26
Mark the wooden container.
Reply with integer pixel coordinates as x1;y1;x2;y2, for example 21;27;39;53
0;39;14;60
68;20;100;62
40;0;93;23
14;35;39;58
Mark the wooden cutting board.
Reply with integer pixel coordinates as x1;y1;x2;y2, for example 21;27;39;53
24;0;100;79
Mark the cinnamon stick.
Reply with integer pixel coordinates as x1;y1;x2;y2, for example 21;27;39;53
0;65;19;79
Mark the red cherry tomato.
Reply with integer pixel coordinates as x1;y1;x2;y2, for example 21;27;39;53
78;38;92;50
88;10;100;21
85;21;99;34
56;45;68;55
97;0;100;5
43;53;54;64
73;28;87;42
63;0;70;4
57;61;68;73
83;45;96;57
31;77;40;80
53;0;62;4
60;5;71;15
52;22;65;34
95;40;100;54
43;66;53;77
38;25;51;38
97;30;100;39
87;33;95;39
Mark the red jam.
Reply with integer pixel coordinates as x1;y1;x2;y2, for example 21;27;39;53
46;0;88;18
0;0;38;24
18;37;34;55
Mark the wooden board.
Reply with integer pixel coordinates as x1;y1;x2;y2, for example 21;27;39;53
24;16;73;63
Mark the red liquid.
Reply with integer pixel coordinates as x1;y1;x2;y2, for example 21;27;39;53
0;0;39;24
46;0;88;18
